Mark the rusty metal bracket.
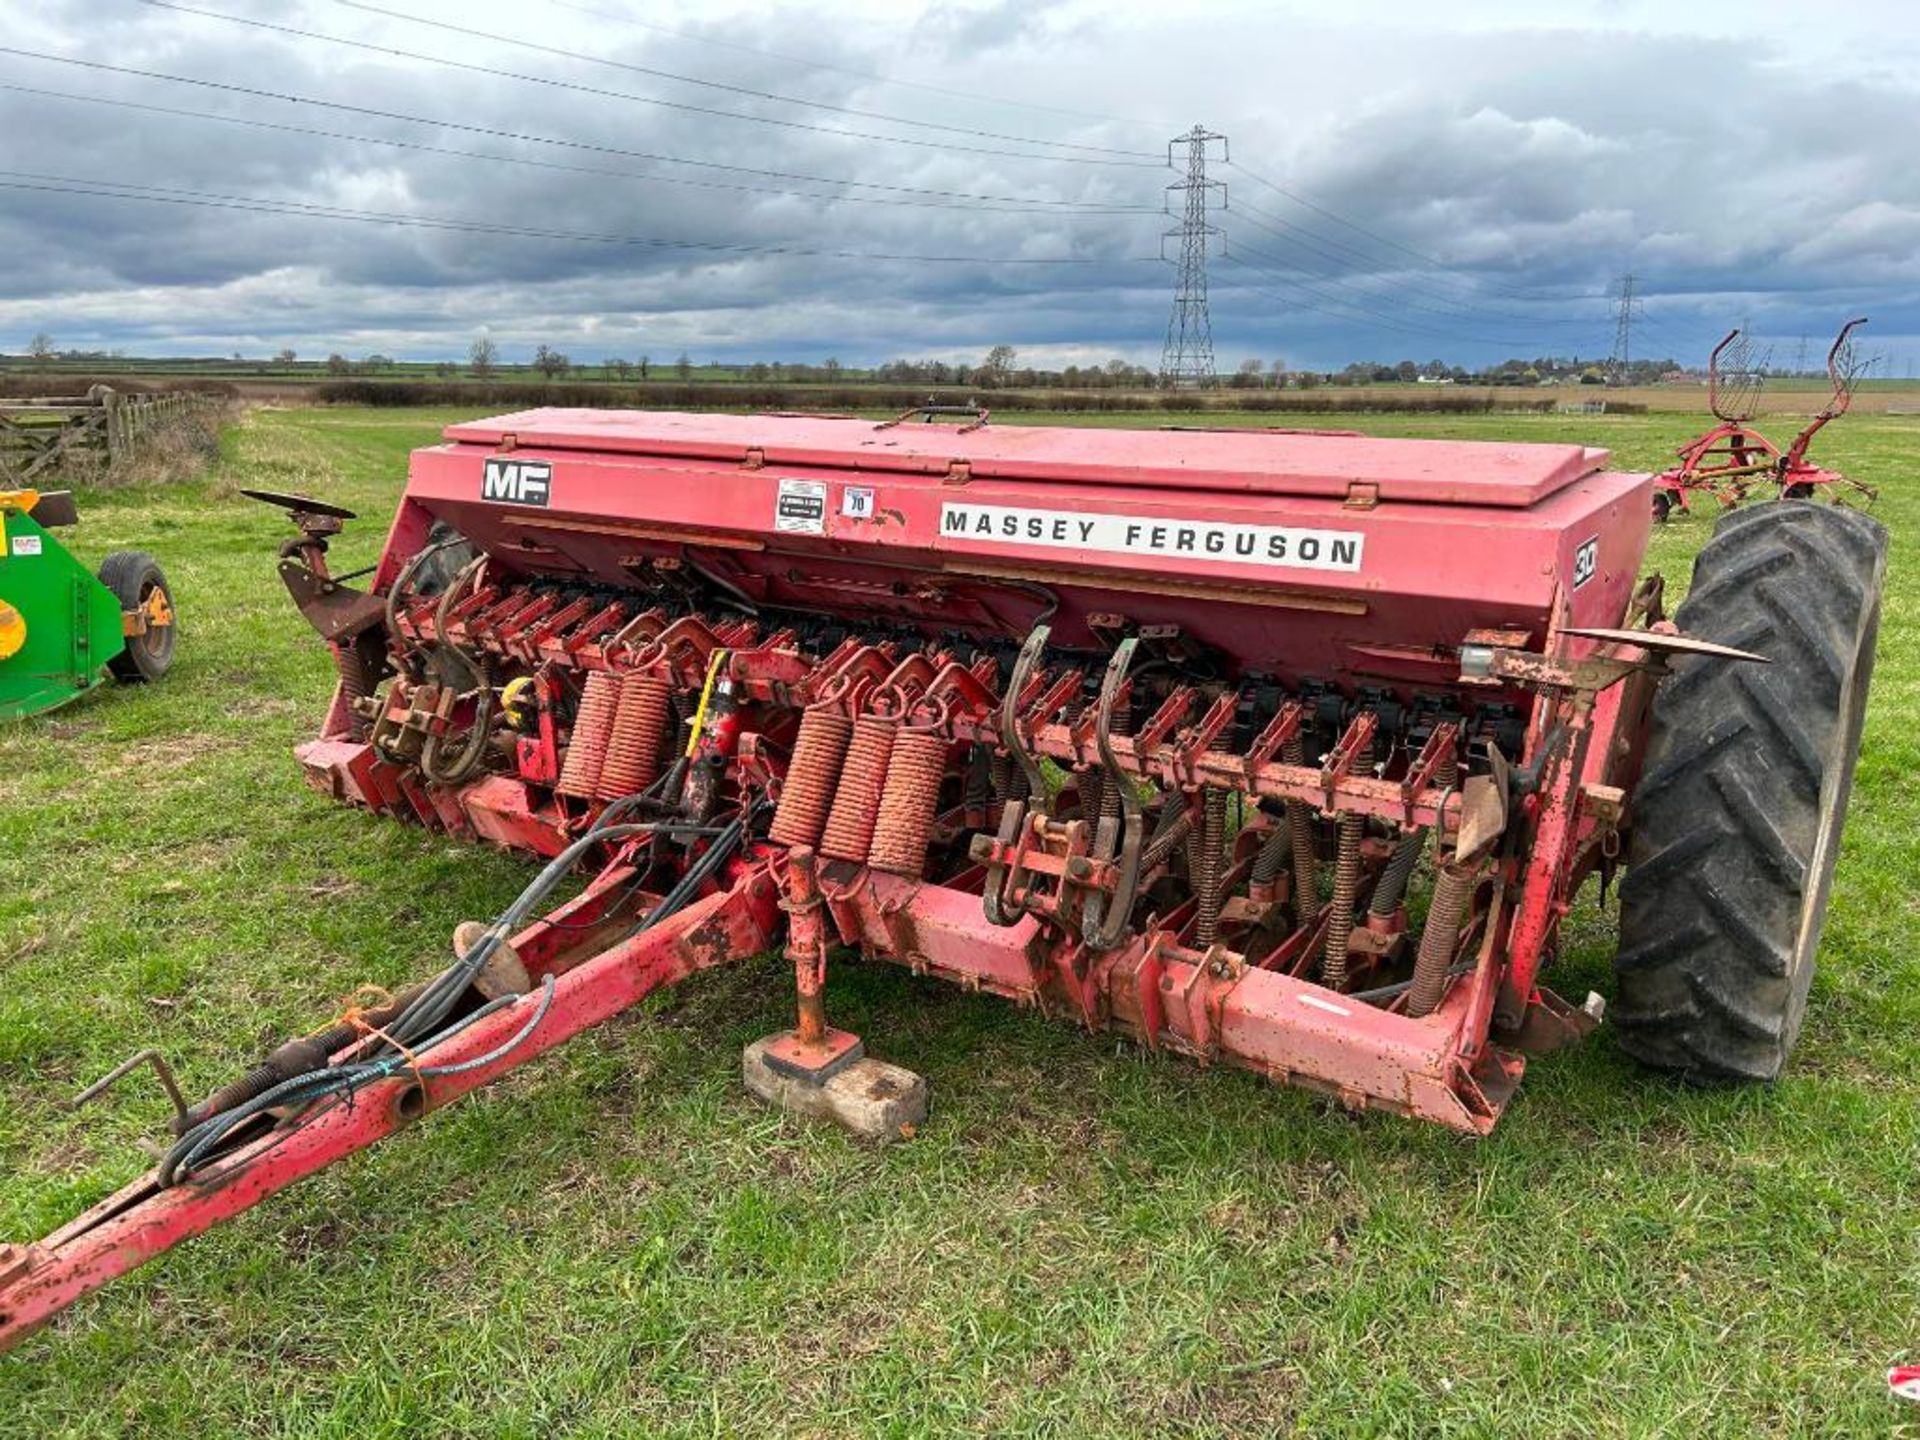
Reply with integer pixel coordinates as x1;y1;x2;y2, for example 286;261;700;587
276;558;389;644
72;1048;188;1129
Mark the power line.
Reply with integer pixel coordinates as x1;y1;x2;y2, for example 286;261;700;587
1225;157;1614;311
0;169;1159;265
1161;127;1225;388
328;0;1158;158
1222;198;1594;336
1219;255;1526;351
131;0;1165;166
0;48;1143;210
0;82;1159;218
1221;239;1542;348
535;0;1167;133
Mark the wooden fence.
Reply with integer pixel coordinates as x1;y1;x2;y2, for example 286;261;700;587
0;386;216;482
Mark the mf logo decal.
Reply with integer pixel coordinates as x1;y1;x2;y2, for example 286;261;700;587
938;502;1365;574
481;458;552;507
1572;536;1599;589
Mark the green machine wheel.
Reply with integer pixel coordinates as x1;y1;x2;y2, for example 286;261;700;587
0;488;178;719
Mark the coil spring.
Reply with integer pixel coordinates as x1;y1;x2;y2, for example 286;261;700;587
770;708;853;849
987;750;1014;828
1078;767;1107;825
556;670;619;799
1249;822;1290;892
1282;733;1319;922
868;729;949;876
1101;704;1131;826
595;672;672;801
1192;785;1229;949
1369;755;1458;919
1408;865;1474;1018
819;715;898;862
1142;800;1191;871
334;639;380;740
1007;760;1031;805
1321;736;1373;991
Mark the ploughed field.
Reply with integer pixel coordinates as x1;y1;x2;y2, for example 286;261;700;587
1;404;1915;1437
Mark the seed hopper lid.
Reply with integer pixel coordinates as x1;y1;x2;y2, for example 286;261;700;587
442;408;1610;508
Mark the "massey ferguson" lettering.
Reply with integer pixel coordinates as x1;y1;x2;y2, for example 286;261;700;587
938;502;1364;573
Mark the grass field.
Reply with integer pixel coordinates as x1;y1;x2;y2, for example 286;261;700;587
1;403;1915;1436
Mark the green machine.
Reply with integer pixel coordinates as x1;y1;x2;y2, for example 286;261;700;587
0;487;177;719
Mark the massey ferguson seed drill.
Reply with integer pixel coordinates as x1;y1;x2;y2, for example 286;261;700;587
0;410;1886;1352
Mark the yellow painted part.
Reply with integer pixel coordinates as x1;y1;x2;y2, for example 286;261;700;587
0;489;40;514
0;599;25;661
684;648;730;758
500;675;538;730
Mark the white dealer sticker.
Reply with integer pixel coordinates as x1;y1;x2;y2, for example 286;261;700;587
10;534;43;556
774;477;828;535
938;502;1364;573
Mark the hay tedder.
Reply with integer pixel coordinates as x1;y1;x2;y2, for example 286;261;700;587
1653;318;1878;520
0;410;1886;1352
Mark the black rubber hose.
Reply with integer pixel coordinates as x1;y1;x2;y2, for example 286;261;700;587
159;761;727;1185
167;983;426;1136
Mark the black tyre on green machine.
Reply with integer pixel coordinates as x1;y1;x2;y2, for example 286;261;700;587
99;549;176;683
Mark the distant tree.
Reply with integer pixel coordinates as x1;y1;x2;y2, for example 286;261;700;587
434;360;458;378
533;344;570;380
1294;370;1320;390
675;352;693;381
822;357;842;381
275;347;298;365
1269;359;1288;385
983;345;1018;387
362;354;393;373
607;357;633;381
469;336;499;378
637;354;651;380
27;332;55;368
325;353;351;376
1231;357;1265;390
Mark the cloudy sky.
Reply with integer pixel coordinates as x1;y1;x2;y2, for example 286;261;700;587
2;0;1916;371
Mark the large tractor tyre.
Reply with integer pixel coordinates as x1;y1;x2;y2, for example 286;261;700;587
100;550;176;683
1614;501;1886;1082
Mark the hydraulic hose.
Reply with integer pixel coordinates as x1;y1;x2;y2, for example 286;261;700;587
159;771;727;1187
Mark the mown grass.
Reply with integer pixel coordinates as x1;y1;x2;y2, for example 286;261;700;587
1;403;1915;1437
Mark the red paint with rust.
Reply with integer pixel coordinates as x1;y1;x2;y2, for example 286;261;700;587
3;410;1676;1352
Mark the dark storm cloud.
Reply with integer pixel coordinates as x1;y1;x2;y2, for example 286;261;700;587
0;0;1914;369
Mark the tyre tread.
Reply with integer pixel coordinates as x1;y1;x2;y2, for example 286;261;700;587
1615;502;1885;1082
